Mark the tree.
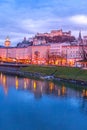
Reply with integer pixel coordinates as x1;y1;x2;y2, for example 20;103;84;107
80;45;87;61
47;51;66;66
34;51;40;64
78;43;87;68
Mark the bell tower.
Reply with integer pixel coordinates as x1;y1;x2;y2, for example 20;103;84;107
4;36;11;47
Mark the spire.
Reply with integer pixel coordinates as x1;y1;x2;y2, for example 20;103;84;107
78;31;83;45
6;36;10;41
78;31;82;41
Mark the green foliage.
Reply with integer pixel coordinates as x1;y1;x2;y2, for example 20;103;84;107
21;65;87;81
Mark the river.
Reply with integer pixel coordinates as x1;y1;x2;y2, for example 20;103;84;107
0;72;87;130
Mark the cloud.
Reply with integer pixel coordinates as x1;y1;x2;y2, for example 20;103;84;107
0;0;87;46
21;18;62;33
69;15;87;25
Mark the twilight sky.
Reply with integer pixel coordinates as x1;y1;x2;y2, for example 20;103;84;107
0;0;87;46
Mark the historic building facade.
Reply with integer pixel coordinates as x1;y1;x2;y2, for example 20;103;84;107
0;45;50;64
0;36;85;67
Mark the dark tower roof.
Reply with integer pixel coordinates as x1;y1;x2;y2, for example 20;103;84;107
78;31;83;45
78;31;82;41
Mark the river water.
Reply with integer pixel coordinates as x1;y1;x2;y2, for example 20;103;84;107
0;72;87;130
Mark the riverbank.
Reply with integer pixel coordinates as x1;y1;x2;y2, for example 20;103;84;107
21;65;87;85
0;65;87;86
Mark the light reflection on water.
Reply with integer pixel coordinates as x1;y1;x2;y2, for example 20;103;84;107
0;72;87;130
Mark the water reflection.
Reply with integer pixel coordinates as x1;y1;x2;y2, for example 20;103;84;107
82;89;87;97
0;72;85;99
0;73;87;130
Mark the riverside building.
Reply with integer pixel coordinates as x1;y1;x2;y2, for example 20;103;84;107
0;34;85;67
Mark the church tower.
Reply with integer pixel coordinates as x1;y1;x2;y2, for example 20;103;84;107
78;31;83;45
4;36;11;47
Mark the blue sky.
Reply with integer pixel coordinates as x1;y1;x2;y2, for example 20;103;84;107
0;0;87;46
